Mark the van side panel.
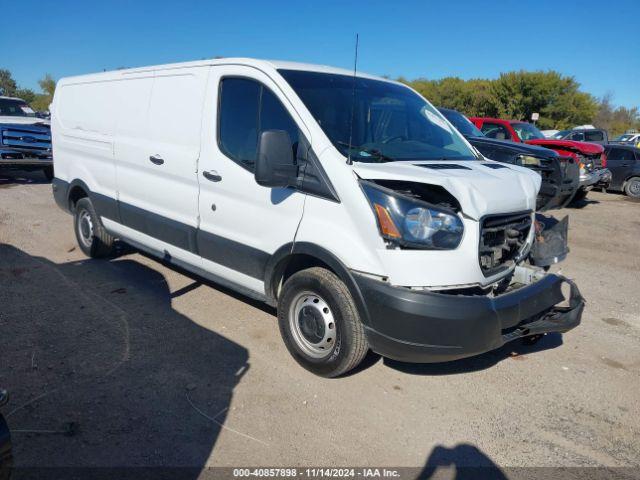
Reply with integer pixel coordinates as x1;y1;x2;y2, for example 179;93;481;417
52;80;119;201
115;67;208;248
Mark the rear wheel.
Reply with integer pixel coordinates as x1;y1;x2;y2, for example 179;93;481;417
277;267;368;377
624;177;640;198
73;197;114;258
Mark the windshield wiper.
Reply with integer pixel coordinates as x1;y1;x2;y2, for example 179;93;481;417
336;142;394;163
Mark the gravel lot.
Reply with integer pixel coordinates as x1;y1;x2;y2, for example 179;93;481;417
1;171;639;475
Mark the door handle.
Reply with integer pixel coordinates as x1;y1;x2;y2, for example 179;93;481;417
149;155;164;165
203;170;222;182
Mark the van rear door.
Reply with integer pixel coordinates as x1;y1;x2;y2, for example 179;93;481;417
196;65;308;294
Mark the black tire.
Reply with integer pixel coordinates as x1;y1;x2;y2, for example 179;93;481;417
624;177;640;198
277;267;368;377
43;166;54;181
73;197;114;258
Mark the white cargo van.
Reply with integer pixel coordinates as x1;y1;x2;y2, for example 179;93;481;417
51;58;584;376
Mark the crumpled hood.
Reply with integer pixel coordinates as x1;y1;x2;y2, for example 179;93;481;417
526;139;603;155
0;116;50;127
353;160;540;220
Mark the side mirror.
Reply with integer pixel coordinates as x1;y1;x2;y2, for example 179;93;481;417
255;130;297;188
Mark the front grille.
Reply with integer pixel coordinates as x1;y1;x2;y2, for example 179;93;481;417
526;157;556;182
479;212;532;276
0;126;52;155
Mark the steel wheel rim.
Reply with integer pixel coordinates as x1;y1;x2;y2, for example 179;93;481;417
77;209;94;247
289;291;336;359
630;180;640;196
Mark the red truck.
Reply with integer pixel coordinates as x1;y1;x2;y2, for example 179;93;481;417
470;117;611;201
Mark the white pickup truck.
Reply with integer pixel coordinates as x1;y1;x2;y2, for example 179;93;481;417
0;96;53;180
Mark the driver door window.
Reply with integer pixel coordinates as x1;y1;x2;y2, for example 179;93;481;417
570;132;585;141
481;122;511;140
218;77;300;172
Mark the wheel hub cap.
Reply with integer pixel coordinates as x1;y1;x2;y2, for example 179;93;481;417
78;210;94;246
289;292;335;359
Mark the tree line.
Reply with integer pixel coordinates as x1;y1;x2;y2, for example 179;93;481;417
0;69;55;112
400;70;639;136
1;67;638;136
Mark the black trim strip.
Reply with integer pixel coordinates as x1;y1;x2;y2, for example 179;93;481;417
53;178;270;281
115;200;268;280
118;201;198;253
197;229;270;280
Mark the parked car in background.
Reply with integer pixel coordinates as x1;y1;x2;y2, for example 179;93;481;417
611;132;640;147
550;128;609;145
469;117;610;202
541;129;559;138
438;107;579;211
0;96;53;180
0;389;12;480
601;144;640;197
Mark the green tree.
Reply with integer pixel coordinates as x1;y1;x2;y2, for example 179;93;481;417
0;69;18;96
15;88;37;104
593;94;640;136
402;70;599;130
31;73;56;112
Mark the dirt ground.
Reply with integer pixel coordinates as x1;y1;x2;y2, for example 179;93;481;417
1;171;639;476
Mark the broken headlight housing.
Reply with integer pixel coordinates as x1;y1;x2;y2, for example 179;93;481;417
360;180;464;249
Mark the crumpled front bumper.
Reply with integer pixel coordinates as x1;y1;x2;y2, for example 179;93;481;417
580;168;611;189
354;266;584;363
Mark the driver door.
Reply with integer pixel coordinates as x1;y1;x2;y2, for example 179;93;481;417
197;65;309;295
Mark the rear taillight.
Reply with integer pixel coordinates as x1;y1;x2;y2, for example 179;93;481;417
600;152;607;167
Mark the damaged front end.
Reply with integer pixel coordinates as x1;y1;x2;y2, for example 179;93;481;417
529;214;570;267
357;263;585;363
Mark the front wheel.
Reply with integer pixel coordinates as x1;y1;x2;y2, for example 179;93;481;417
277;267;368;377
73;198;114;258
624;177;640;198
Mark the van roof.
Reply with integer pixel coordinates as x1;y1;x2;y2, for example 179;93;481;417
57;57;391;84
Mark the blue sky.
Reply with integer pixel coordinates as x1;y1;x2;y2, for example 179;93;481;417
3;0;639;108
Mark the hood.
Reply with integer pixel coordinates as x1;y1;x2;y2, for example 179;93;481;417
466;136;558;157
0;116;50;127
352;160;540;221
526;139;603;155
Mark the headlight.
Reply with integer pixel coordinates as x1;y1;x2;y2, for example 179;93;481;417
517;154;542;167
360;180;464;249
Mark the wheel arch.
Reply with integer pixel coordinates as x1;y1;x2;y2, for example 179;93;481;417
265;242;372;326
67;179;92;211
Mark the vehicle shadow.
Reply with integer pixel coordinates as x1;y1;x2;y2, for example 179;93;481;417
384;333;563;376
0;243;250;477
565;197;599;209
0;170;50;188
418;443;508;480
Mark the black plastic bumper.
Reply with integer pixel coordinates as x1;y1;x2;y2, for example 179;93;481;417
0;157;52;166
354;272;584;363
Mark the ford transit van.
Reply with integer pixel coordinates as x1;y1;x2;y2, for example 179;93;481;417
51;58;584;377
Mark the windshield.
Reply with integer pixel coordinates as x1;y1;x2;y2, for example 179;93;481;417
614;134;635;142
0;98;36;117
552;130;571;139
512;122;545;141
279;70;478;162
438;108;484;138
